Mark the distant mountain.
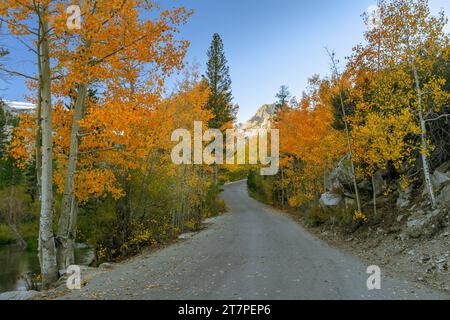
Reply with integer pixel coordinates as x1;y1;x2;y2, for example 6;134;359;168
240;104;276;134
3;101;35;116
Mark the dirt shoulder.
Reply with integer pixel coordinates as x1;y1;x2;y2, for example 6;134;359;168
282;208;450;295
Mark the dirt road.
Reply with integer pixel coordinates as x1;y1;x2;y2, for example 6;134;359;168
58;180;447;300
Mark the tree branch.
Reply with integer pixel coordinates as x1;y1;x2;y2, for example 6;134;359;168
0;66;37;80
425;114;450;122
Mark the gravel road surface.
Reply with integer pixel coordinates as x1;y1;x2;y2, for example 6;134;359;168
58;180;447;300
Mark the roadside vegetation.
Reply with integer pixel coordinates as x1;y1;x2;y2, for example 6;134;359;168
250;0;450;232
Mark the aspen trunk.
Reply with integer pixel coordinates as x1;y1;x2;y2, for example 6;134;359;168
339;95;362;213
56;84;87;270
412;66;436;208
35;25;42;198
372;175;377;216
213;162;218;215
328;50;362;213
38;8;58;287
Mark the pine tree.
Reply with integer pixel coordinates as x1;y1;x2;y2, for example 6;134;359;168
205;33;237;129
275;85;291;112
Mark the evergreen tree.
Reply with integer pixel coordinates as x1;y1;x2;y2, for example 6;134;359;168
205;33;237;129
275;85;291;111
0;100;22;189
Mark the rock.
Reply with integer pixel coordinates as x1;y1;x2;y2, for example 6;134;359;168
372;171;387;196
75;243;90;249
79;249;95;266
405;209;444;239
99;262;114;269
357;171;387;197
334;155;358;192
319;192;343;209
0;290;41;300
397;186;413;210
431;170;450;191
203;217;219;224
324;169;343;193
178;232;197;240
437;185;450;208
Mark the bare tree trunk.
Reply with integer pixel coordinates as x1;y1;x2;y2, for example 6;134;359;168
412;66;436;209
56;83;87;270
35;25;43;198
213;162;218;215
38;7;58;287
372;174;377;216
180;164;188;232
327;49;362;213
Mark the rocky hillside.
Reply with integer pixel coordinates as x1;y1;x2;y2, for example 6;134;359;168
320;155;450;239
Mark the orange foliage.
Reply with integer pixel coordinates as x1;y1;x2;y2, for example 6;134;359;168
276;77;346;204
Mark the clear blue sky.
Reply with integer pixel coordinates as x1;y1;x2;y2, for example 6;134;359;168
1;0;450;123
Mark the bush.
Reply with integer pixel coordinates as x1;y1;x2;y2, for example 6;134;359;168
305;206;329;227
0;224;16;245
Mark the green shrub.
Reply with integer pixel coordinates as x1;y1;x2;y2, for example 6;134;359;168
0;224;16;245
305;206;329;227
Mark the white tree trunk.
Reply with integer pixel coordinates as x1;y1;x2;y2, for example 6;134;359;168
38;8;58;287
413;66;437;208
35;24;42;198
56;84;87;270
327;50;362;213
372;174;377;216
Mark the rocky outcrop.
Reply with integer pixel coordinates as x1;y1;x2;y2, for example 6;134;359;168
334;155;356;192
404;209;447;239
432;161;450;190
437;185;450;208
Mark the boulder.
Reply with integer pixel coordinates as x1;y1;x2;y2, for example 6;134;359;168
437;185;450;208
335;155;357;191
431;170;450;192
372;171;387;196
319;192;343;209
324;170;343;193
99;262;114;269
404;209;445;239
0;290;41;300
357;171;387;197
397;186;413;210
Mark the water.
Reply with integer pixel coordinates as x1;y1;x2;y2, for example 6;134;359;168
0;244;94;293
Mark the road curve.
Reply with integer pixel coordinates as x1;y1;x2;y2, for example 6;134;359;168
59;180;447;300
